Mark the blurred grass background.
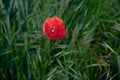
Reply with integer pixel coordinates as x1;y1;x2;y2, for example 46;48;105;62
0;0;120;80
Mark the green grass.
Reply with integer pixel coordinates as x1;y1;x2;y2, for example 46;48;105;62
0;0;120;80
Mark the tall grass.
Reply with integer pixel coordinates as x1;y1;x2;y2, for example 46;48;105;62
0;0;120;80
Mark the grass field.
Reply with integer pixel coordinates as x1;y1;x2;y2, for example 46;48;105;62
0;0;120;80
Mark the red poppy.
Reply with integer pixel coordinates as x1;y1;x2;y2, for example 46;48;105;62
42;16;67;40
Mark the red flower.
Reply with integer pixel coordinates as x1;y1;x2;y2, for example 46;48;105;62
42;16;67;40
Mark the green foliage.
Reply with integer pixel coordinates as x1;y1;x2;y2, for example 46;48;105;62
0;0;120;80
